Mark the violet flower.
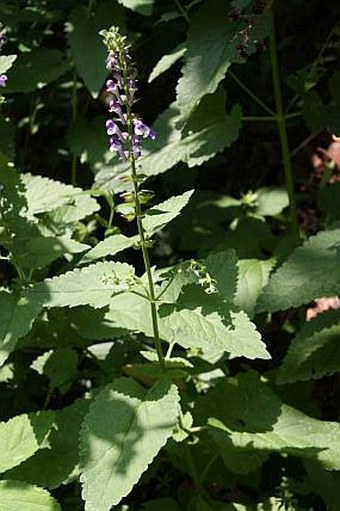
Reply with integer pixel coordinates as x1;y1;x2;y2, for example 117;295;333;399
0;74;7;87
100;26;155;162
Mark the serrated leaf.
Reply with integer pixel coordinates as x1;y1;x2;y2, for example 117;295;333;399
5;399;89;489
5;49;68;93
206;372;340;471
64;306;127;340
148;44;186;83
0;481;61;510
0;54;16;74
79;234;138;265
143;191;194;237
235;259;275;317
25;261;139;309
160;286;270;360
205;250;238;303
175;0;241;122
277;309;340;383
0;411;55;473
31;348;78;393
257;229;340;312
21;173;99;217
0;292;42;367
67;3;124;97
80;378;179;510
117;0;154;16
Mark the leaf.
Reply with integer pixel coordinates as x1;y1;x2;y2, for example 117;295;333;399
5;49;68;93
257;229;340;312
277;309;340;383
63;306;127;340
0;411;55;473
67;3;124;97
80;378;179;510
175;0;241;122
79;234;138;265
140;497;181;511
0;117;15;161
117;0;154;16
0;291;42;367
148;44;186;83
235;259;275;317
0;481;61;510
206;372;340;471
160;286;270;360
139;109;241;177
5;399;89;489
205;250;238;303
254;187;289;217
143;191;194;237
31;348;78;393
305;460;340;511
66;116;108;169
0;54;16;74
25;261;138;309
21;173;99;218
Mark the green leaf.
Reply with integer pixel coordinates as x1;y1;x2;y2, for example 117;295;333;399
0;291;42;367
254;187;289;217
117;0;154;16
141;109;241;177
140;497;181;511
0;481;61;510
175;0;241;122
0;411;55;473
67;3;124;97
21;173;99;217
257;229;340;312
205;250;238;304
79;234;139;265
160;286;270;360
235;259;275;317
148;44;186;83
31;348;78;393
25;261;139;309
143;191;194;237
0;55;16;74
277;309;340;383
206;372;340;471
5;399;89;489
0;116;15;161
66;117;108;169
305;460;340;511
5;49;68;93
63;306;127;340
80;378;179;510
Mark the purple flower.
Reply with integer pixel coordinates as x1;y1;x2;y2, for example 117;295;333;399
0;74;7;87
101;26;156;162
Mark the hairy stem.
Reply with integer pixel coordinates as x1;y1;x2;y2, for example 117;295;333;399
268;11;299;235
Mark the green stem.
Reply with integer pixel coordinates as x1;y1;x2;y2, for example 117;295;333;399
173;0;190;23
268;11;299;235
71;72;78;186
120;60;166;371
228;70;276;116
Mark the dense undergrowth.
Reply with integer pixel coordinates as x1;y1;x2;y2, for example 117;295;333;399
0;0;340;509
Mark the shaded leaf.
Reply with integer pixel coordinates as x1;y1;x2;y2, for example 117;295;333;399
205;250;238;304
148;44;186;83
0;481;61;510
0;411;55;473
5;399;89;489
31;348;78;393
5;49;68;93
143;191;194;237
80;378;179;510
0;291;42;367
257;229;340;312
277;309;340;383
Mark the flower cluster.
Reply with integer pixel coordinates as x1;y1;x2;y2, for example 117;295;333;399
0;25;7;89
100;26;155;162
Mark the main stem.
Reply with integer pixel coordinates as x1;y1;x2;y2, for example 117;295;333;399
131;158;166;370
268;11;299;235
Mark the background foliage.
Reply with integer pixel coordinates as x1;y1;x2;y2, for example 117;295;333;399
0;0;340;510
